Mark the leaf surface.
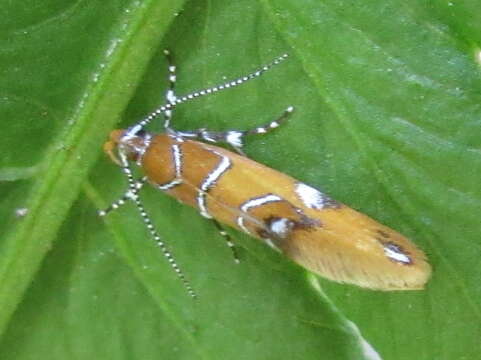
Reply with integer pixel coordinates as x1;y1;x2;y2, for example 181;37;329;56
1;0;480;359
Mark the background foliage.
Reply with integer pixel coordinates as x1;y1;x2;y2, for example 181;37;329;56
0;0;480;359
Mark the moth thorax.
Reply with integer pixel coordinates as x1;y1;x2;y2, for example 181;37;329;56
103;128;152;166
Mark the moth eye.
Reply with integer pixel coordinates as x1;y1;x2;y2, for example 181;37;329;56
135;129;146;138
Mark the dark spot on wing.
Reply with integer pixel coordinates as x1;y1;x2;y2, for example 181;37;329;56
376;229;391;239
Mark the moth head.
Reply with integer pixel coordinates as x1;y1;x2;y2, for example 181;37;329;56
103;128;150;166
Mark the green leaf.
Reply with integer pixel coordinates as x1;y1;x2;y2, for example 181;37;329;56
1;0;480;359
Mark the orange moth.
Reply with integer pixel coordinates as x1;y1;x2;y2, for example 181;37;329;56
101;51;431;297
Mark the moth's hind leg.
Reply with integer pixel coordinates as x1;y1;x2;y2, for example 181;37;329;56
177;106;294;155
245;106;293;136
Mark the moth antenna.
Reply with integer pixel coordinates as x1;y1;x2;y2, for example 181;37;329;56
130;53;289;134
119;151;197;299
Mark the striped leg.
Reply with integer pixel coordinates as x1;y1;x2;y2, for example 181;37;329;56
163;49;177;129
98;177;147;216
176;106;294;155
211;219;240;264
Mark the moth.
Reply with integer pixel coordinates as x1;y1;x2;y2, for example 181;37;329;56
101;51;431;297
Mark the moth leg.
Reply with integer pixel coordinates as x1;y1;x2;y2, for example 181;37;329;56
244;106;293;136
211;219;240;264
163;49;178;130
177;106;294;155
98;177;147;216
